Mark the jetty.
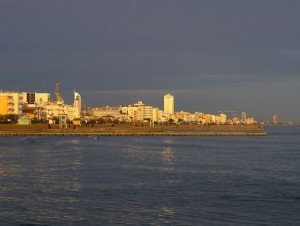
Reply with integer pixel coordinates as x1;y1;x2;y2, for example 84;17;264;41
0;124;267;136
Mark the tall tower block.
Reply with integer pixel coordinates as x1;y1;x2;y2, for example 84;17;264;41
73;91;82;119
272;114;279;124
241;112;247;123
164;93;174;115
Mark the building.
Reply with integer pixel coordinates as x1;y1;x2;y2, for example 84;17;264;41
202;114;212;124
18;115;31;125
194;112;204;123
246;117;256;124
35;88;82;121
35;93;50;105
121;101;163;123
219;113;227;124
43;102;79;121
89;106;124;121
164;93;174;115
0;96;9;115
0;92;25;115
73;91;82;119
152;108;162;122
189;114;195;123
272;114;279;124
140;105;153;121
26;93;35;104
175;111;190;123
121;101;145;122
121;104;139;122
241;112;247;123
0;86;82;122
41;87;82;121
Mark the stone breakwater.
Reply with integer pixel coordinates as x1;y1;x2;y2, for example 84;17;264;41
0;124;266;136
0;131;267;136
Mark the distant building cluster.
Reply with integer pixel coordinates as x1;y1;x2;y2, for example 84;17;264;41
87;93;257;125
0;86;257;125
0;84;81;124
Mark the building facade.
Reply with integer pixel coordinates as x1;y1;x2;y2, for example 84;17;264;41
272;114;279;124
73;91;82;119
89;106;123;121
241;112;247;123
164;93;174;115
0;92;25;115
121;101;163;122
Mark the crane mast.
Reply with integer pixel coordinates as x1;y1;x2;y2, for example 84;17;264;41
55;83;64;104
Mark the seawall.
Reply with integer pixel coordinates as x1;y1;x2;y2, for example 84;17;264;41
0;124;267;136
0;132;267;136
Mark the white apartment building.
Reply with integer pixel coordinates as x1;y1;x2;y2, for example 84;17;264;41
219;113;227;124
35;93;50;105
164;93;174;115
121;101;163;122
194;112;204;123
89;106;124;121
140;105;153;121
73;91;81;119
0;88;82;121
153;108;162;122
121;105;139;122
44;103;79;121
175;111;190;122
246;117;256;124
41;91;82;121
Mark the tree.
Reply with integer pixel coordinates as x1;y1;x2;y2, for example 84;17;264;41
168;118;174;124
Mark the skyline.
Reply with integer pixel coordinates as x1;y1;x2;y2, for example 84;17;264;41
1;0;300;121
0;87;287;124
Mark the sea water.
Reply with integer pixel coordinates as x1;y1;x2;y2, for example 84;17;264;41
0;126;299;225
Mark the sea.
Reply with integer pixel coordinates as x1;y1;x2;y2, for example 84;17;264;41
0;126;299;226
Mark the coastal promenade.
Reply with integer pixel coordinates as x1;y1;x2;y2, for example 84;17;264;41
0;124;267;136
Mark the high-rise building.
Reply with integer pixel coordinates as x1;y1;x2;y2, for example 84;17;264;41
164;93;174;115
241;112;247;123
272;114;279;124
73;91;82;119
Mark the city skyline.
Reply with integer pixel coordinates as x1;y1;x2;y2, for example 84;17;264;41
0;87;286;124
1;1;300;122
0;88;259;125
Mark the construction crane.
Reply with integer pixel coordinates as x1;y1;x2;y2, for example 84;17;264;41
55;83;64;103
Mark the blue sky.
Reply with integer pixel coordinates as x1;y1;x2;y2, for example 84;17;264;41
1;0;300;121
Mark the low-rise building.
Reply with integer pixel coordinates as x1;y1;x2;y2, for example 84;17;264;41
121;101;163;122
246;117;256;124
175;111;190;123
88;106;125;121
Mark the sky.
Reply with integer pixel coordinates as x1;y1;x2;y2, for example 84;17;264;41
1;0;300;122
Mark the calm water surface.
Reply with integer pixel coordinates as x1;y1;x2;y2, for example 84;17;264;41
0;126;299;225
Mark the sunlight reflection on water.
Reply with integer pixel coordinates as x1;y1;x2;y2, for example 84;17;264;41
0;127;299;225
